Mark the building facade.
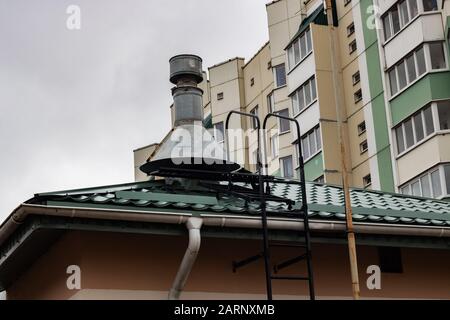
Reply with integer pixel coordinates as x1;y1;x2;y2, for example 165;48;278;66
134;0;450;200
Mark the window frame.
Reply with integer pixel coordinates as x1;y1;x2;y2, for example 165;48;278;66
291;76;317;116
213;121;225;143
287;28;313;71
388;43;448;97
399;164;449;199
298;126;322;163
278;109;291;134
280;155;294;178
393;102;450;156
250;105;259;130
274;63;287;88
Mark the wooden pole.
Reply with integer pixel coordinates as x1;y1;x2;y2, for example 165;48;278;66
325;0;360;299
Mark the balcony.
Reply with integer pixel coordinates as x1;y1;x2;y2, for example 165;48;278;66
384;12;444;69
396;132;450;184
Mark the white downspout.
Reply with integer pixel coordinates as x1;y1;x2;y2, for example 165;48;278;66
168;217;203;300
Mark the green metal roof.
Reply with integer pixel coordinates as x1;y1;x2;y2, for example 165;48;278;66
285;4;328;49
30;179;450;227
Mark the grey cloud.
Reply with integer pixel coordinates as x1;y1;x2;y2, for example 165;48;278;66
0;0;268;222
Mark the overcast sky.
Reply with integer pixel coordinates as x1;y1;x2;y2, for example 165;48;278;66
0;0;269;223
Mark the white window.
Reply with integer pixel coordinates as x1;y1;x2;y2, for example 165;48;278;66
349;39;357;54
429;42;446;70
315;175;325;183
354;89;362;103
250;106;258;130
280;156;294;178
357;121;366;135
347;22;355;37
363;174;372;187
400;165;450;198
360;140;368;153
291;76;317;115
300;126;322;161
278;109;290;133
287;28;312;70
274;64;286;87
214;122;224;143
437;100;450;130
252;150;259;167
267;92;274;114
395;105;434;154
270;133;279;158
382;0;421;41
422;0;438;11
352;71;360;85
388;43;445;96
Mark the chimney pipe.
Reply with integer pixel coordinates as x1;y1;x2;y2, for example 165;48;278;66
169;55;204;126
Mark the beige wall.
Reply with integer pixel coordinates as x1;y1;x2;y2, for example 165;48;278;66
7;230;450;300
133;144;158;182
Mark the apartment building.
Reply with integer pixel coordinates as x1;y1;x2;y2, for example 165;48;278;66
134;0;450;199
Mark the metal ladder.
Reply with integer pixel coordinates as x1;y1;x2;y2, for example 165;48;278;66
225;111;315;300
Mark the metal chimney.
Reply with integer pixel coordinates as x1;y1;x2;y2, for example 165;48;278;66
140;54;240;176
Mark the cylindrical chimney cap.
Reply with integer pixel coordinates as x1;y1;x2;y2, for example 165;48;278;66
169;54;203;84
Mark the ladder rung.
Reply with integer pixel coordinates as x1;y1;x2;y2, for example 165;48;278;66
274;253;308;273
271;275;310;281
269;243;307;248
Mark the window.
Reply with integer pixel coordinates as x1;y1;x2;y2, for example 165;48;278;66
267;92;274;113
445;165;450;195
252;150;259;167
389;69;398;95
395;105;435;154
349;39;357;54
397;61;407;89
437;101;450;130
270;134;279;158
401;166;447;198
287;29;312;69
300;126;322;161
360;140;368;153
422;0;438;11
281;156;294;178
378;247;403;273
314;176;325;183
405;53;416;83
388;44;440;95
352;71;360;85
278;109;290;133
250;78;255;86
354;89;362;103
382;0;420;41
357;121;366;135
347;22;355;37
415;46;426;75
291;77;317;115
217;92;224;100
214;122;224;143
429;42;446;70
274;64;286;87
250;106;258;130
363;174;372;187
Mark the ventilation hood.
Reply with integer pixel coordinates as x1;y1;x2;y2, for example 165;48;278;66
140;54;240;176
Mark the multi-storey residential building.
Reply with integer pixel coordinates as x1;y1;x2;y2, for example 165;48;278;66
134;0;450;200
